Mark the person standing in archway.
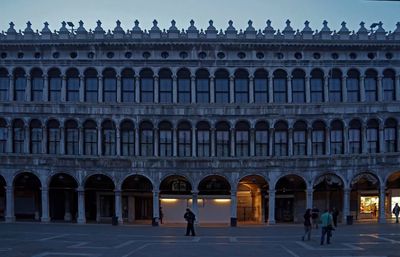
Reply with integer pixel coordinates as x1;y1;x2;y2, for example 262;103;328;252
393;203;400;223
184;208;196;236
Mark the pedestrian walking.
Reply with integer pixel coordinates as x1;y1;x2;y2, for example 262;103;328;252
302;209;312;241
320;209;334;245
332;207;339;227
393;203;400;223
184;208;196;236
159;206;164;224
311;206;320;229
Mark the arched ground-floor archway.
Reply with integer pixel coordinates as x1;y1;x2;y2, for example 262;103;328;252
350;173;380;221
49;173;78;222
84;174;115;223
386;171;400;223
275;175;306;223
14;172;42;221
237;175;268;224
121;175;153;224
0;175;5;220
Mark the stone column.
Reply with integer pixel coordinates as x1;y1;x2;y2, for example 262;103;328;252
210;76;215;103
230;190;237;226
79;75;85;102
9;75;14;101
288;128;293;156
154;128;159;157
152;190;160;226
342;75;347;102
305;75;311;103
379;126;385;153
379;185;386;223
325;126;331;155
173;128;178;157
135;75;140;103
43;75;49;102
269;128;274;156
192;191;199;224
41;186;50;222
343;125;349;154
229;75;234;104
24;125;29;154
249;128;255;156
42;125;47;154
210;128;216;157
154;76;159;103
342;187;350;223
116;75;121;103
397;125;400;154
377;76;383;102
268;189;276;224
249;75;254;103
77;187;86;224
78;127;84;155
191;75;196;104
135;128;140;156
26;75;31;102
5;186;15;223
395;75;400;101
116;126;121;156
306;188;313;209
287;75;292;103
307;127;312;155
172;74;177;103
362;125;368;154
7;126;12;153
61;75;66;102
191;127;196;157
268;75;274;103
98;76;103;103
64;191;72;221
360;75;365;102
230;128;235;157
60;126;65;155
97;126;102;156
115;190;123;223
324;75;329;102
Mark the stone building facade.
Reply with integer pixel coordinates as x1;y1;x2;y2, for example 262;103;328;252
0;19;399;225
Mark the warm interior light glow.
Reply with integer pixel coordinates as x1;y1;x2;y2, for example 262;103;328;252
160;198;178;203
214;199;231;203
392;197;400;218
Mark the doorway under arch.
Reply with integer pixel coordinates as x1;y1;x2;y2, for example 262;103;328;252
49;173;78;222
350;172;380;221
14;172;42;221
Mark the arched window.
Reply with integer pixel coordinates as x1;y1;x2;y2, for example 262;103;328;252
328;69;342;102
84;68;98;102
330;120;344;154
274;121;288;156
159;121;173;156
216;121;230;157
66;68;80;102
47;119;60;154
0;68;9;101
292;69;305;103
235;122;249;157
31;68;43;102
293;121;307;155
310;69;324;103
13;119;24;153
159;69;172;103
48;68;61;102
234;69;249;104
30;119;42;154
103;68;117;102
121;69;135;103
384;118;397;152
140;121;153;156
215;69;229;104
83;120;97;155
140;69;154;103
196;69;210;103
14;68;26;101
348;119;361;154
383;69;395;101
102;120;116;155
178;121;191;157
273;69;287;103
120;120;135;156
365;69;377;102
65;120;78;155
255;121;268;156
0;118;7;153
177;69;191;104
196;121;210;157
312;121;325;155
347;69;360;102
254;69;268;103
367;119;379;153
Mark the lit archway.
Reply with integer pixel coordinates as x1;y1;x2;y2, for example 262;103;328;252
49;173;78;222
386;171;400;222
350;172;380;221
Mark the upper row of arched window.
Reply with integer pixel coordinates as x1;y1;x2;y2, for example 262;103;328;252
0;67;398;104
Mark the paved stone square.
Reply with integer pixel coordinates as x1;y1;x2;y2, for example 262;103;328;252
0;222;399;257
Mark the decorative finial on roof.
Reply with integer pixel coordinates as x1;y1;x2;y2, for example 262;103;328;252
59;21;69;34
375;21;385;33
188;19;198;32
94;20;105;33
283;19;294;35
263;19;275;35
76;20;87;34
24;21;34;33
168;19;179;32
394;22;400;33
7;22;16;34
226;20;236;33
321;20;331;32
302;20;312;32
113;20;124;34
151;19;160;31
41;22;51;34
207;20;216;31
132;19;142;33
358;21;368;33
339;21;349;32
246;20;256;32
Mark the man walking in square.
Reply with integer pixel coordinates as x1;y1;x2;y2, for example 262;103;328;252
184;208;196;236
